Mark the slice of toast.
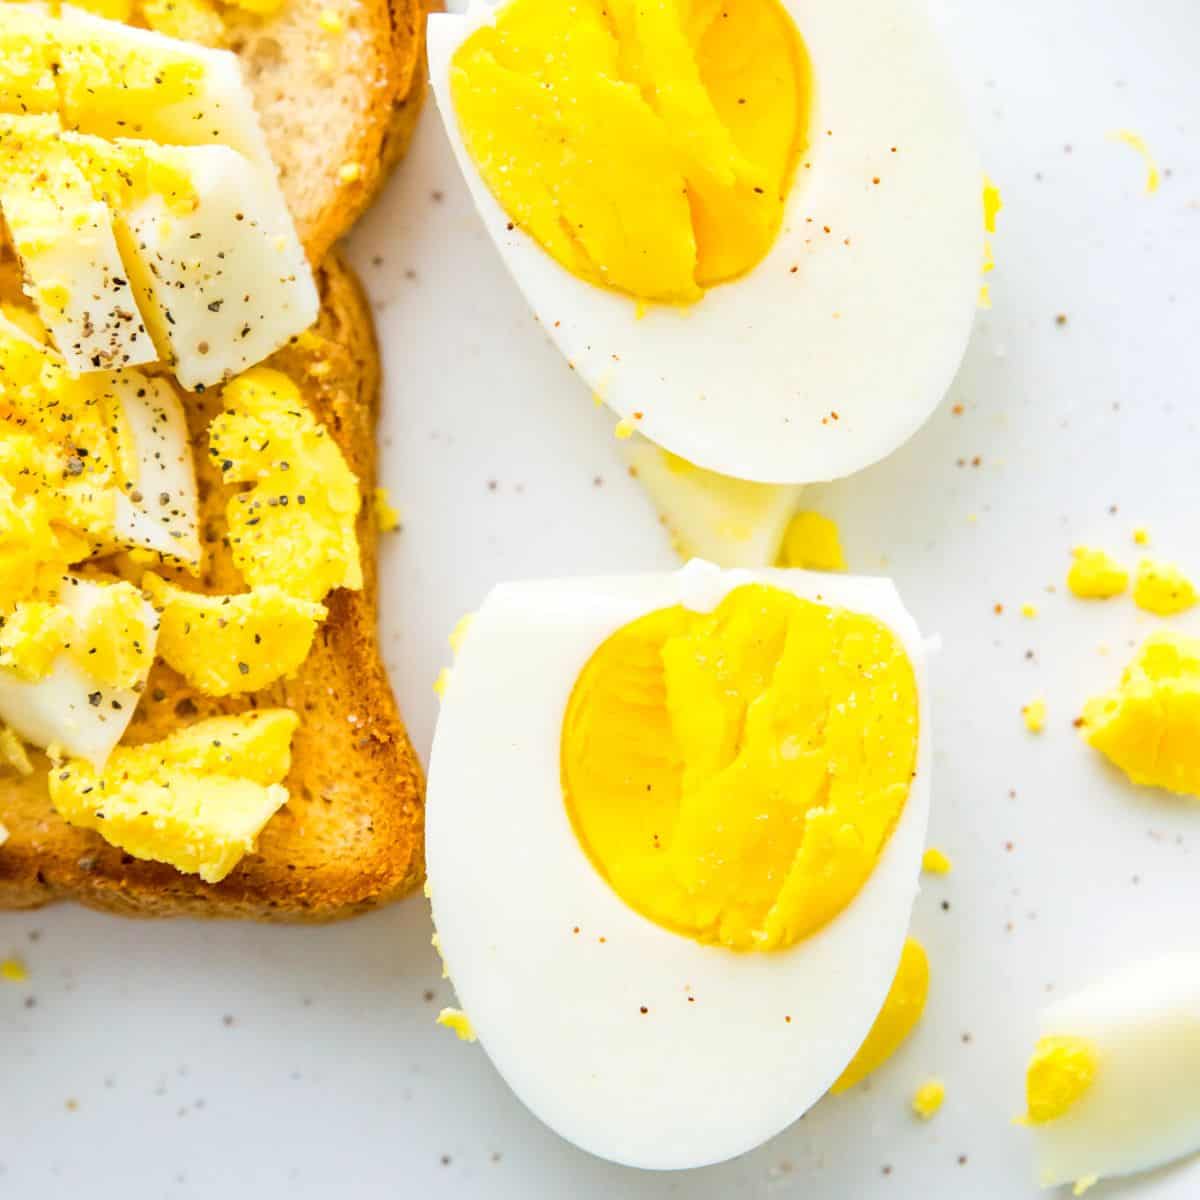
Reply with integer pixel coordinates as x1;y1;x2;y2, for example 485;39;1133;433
0;253;425;920
227;0;430;263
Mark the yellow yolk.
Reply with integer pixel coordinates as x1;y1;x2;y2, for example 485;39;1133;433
832;937;929;1093
1025;1036;1098;1124
71;579;153;689
49;710;299;883
780;511;847;572
210;368;362;604
1132;558;1197;616
562;584;919;952
138;0;227;46
0;601;74;680
373;486;401;533
1023;698;1047;734
1110;130;1161;196
0;957;28;983
450;0;812;304
922;847;952;875
1082;632;1200;797
437;1007;478;1042
912;1078;945;1119
144;575;327;697
1067;547;1129;600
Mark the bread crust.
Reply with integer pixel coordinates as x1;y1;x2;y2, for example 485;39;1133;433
0;255;425;921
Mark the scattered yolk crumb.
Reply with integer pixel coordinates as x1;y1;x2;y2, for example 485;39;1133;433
983;176;1003;234
563;584;919;952
437;1007;477;1043
922;847;952;875
433;667;452;698
832;938;929;1093
780;511;846;572
1109;130;1160;195
1024;1035;1098;1124
1067;547;1129;600
1132;558;1197;616
1133;527;1150;546
373;487;401;533
1021;603;1038;619
1022;698;1047;734
614;417;637;440
1082;632;1200;796
450;0;812;303
0;957;27;983
912;1078;945;1120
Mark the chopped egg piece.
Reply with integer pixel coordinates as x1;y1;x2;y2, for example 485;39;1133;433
1;957;27;982
437;1007;477;1042
922;847;952;875
1023;698;1047;734
49;710;299;882
1023;952;1200;1190
1021;603;1038;619
832;938;929;1093
144;576;327;697
912;1078;945;1120
1067;547;1128;599
1132;558;1197;616
1109;129;1161;195
780;511;847;572
620;438;801;567
210;368;362;603
1082;632;1200;796
1133;527;1150;546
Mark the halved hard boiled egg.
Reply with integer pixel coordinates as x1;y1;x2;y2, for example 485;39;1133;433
428;0;982;484
426;560;931;1168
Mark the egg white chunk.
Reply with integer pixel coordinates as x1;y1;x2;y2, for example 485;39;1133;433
1030;952;1200;1190
426;560;931;1169
112;140;318;391
428;0;982;484
0;576;160;768
108;372;201;568
621;436;802;567
2;5;274;166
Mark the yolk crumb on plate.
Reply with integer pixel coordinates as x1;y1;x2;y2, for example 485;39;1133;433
912;1078;945;1120
1132;558;1197;616
0;957;27;983
922;847;952;875
1023;698;1047;734
1024;1035;1098;1124
1067;547;1128;600
437;1007;478;1043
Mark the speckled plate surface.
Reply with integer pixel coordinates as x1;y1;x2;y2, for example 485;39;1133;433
5;1;1200;1195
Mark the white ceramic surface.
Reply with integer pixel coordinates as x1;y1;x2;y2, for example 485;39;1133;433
4;0;1200;1195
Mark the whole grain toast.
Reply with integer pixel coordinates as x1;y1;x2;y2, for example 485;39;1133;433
228;0;430;263
0;253;425;920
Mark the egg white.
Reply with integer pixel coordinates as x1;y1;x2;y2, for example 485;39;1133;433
426;561;931;1169
428;0;982;484
1030;952;1200;1189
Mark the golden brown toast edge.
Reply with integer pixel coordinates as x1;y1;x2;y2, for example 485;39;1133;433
0;253;426;920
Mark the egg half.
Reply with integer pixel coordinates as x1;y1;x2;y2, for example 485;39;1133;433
426;560;931;1168
427;0;982;484
1024;952;1200;1191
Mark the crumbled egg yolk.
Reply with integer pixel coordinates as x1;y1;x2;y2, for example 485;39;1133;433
1133;527;1150;547
0;601;75;681
1082;632;1200;797
779;511;847;572
0;726;33;777
0;956;28;982
1023;698;1047;734
832;938;929;1093
437;1007;478;1042
1067;547;1129;600
373;486;401;533
912;1078;945;1120
922;847;952;875
448;613;474;655
136;0;227;46
1132;558;1197;616
563;584;919;951
451;0;812;304
979;176;1002;308
144;575;327;697
1024;1036;1098;1124
50;710;299;883
1110;130;1161;196
210;368;362;604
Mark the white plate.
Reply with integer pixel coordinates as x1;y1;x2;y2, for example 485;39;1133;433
4;1;1200;1195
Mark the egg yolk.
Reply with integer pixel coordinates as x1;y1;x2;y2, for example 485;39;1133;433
450;0;812;304
561;584;919;951
1083;632;1200;797
780;511;847;572
832;936;929;1093
1025;1036;1098;1124
1132;558;1197;617
1067;547;1129;600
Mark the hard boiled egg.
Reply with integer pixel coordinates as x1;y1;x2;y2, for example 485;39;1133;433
428;0;982;484
426;560;931;1168
1024;952;1200;1192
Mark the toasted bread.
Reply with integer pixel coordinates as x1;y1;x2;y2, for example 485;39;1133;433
227;0;430;263
0;253;425;920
